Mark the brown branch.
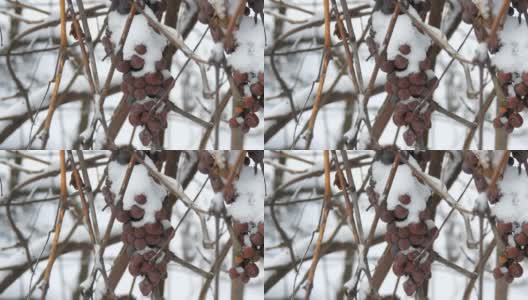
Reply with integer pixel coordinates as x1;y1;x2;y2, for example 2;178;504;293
39;150;68;299
69;152;97;244
198;240;233;300
0;234;121;293
106;245;130;293
463;91;496;150
199;91;233;150
39;0;67;148
370;245;394;292
105;94;129;147
304;0;331;149
463;240;497;300
489;0;511;45
304;150;332;299
432;251;477;279
346;4;400;149
265;236;385;292
168;253;214;279
0;85;120;147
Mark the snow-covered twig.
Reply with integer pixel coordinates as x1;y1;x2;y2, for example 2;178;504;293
135;3;208;65
398;1;473;65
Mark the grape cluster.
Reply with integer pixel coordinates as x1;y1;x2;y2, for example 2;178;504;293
367;153;437;296
512;0;528;17
198;150;264;201
198;0;264;134
491;159;528;284
462;151;528;284
375;0;431;17
102;153;174;296
461;1;496;50
131;251;168;295
247;0;264;22
367;187;437;295
381;60;438;102
103;0;173;147
493;71;528;132
197;151;225;195
461;151;516;203
393;249;434;295
198;150;264;283
461;0;502;51
461;151;492;196
128;98;170;146
230;71;264;133
462;1;528;134
493;221;528;283
228;221;264;283
368;1;437;146
392;99;434;146
110;0;167;17
511;151;528;174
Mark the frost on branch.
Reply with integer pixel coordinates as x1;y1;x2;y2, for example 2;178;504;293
198;150;264;284
368;1;437;146
102;149;174;296
366;149;437;296
198;0;264;135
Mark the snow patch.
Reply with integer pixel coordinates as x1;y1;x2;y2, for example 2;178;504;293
210;42;225;63
107;7;167;77
491;166;528;223
473;0;502;19
474;192;489;213
227;16;264;74
492;16;528;73
474;42;488;62
210;192;225;213
107;157;167;227
371;159;432;227
0;225;120;270
474;150;504;170
371;8;432;77
227;164;264;223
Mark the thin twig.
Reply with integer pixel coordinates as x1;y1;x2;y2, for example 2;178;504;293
303;0;331;149
39;150;68;299
303;150;332;299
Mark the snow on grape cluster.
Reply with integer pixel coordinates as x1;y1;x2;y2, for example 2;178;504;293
198;0;264;134
103;0;173;147
367;150;437;296
367;1;437;146
462;1;528;133
102;150;174;296
198;150;264;284
462;151;528;284
461;151;504;200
